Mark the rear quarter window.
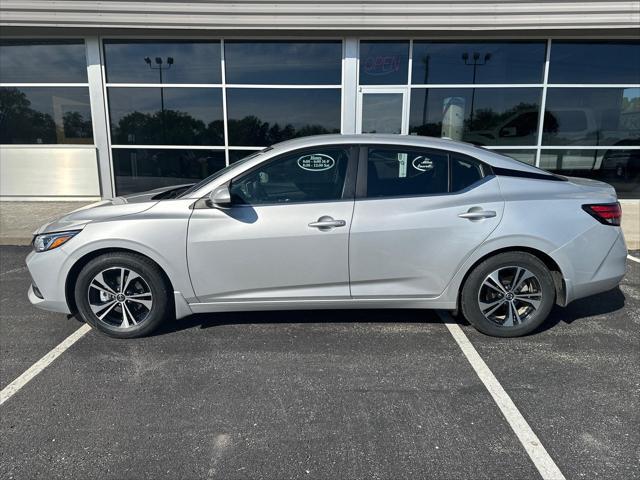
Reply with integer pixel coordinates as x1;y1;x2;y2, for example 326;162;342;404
450;153;485;191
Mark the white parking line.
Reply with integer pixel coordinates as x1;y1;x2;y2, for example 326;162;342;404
0;323;91;406
437;312;566;480
627;254;640;264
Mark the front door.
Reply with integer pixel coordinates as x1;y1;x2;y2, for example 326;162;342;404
187;146;357;303
356;87;409;134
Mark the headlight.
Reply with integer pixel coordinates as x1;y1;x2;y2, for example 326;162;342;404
33;231;80;252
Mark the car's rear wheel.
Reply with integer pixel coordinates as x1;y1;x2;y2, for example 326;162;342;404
74;252;171;338
460;252;555;337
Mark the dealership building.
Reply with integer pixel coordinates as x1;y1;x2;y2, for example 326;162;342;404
0;1;638;241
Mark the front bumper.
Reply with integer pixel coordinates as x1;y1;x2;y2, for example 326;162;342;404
26;248;73;315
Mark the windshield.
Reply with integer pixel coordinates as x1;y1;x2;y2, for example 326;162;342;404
178;149;269;198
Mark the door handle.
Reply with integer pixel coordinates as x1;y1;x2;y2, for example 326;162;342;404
308;216;346;230
458;209;497;220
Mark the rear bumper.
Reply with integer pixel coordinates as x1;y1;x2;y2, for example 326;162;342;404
564;230;627;304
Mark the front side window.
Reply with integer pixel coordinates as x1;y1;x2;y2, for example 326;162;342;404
230;148;351;205
365;148;449;198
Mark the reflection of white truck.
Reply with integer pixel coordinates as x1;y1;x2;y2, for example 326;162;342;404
464;106;638;174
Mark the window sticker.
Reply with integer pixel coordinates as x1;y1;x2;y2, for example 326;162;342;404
297;153;335;172
412;155;434;172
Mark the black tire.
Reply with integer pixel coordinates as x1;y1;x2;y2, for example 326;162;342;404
74;252;171;339
460;252;556;337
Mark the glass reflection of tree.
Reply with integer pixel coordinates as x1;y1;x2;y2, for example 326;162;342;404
0;88;91;144
113;109;224;145
462;52;492;127
227;115;338;146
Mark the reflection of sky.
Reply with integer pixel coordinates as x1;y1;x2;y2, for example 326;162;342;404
104;41;221;83
226;89;341;129
0;41;87;82
624;88;640;102
108;87;223;124
411;42;545;84
224;42;342;84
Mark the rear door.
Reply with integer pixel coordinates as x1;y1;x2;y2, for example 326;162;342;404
349;145;504;298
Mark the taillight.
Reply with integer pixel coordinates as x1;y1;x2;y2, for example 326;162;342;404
582;202;622;226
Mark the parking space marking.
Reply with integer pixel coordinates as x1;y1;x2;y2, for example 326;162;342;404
438;312;566;480
0;323;91;406
627;254;640;264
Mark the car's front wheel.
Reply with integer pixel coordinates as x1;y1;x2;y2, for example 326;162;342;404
460;252;556;337
74;252;171;338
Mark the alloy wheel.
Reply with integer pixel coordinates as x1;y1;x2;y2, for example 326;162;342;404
477;266;543;327
87;267;153;329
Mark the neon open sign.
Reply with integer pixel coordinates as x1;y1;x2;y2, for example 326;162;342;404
364;55;402;76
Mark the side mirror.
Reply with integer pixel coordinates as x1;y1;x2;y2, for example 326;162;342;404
207;184;232;208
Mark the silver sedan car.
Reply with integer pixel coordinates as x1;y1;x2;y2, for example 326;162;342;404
26;135;627;338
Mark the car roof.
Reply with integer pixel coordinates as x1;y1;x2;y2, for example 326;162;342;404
266;134;547;174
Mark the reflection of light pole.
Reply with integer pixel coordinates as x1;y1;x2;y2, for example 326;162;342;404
462;52;491;128
144;56;173;138
421;55;430;128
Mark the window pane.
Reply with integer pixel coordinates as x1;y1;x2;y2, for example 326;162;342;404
361;93;403;134
549;41;640;84
108;87;224;145
103;40;221;84
0;40;87;83
226;88;341;146
360;41;409;85
366;148;448;198
225;41;342;85
230;147;350;205
229;149;263;163
543;87;640;146
113;148;226;195
450;153;484;191
493;150;537;165
412;41;546;85
0;87;93;144
540;149;640;199
409;88;542;146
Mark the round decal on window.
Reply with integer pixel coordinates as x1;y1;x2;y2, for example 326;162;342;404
412;155;434;172
297;153;335;172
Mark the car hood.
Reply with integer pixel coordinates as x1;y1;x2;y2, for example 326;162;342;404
33;184;193;235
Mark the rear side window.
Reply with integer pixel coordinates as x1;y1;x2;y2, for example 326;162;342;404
450;153;485;191
366;148;449;198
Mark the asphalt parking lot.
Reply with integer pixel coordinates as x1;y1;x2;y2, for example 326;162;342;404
1;245;638;480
